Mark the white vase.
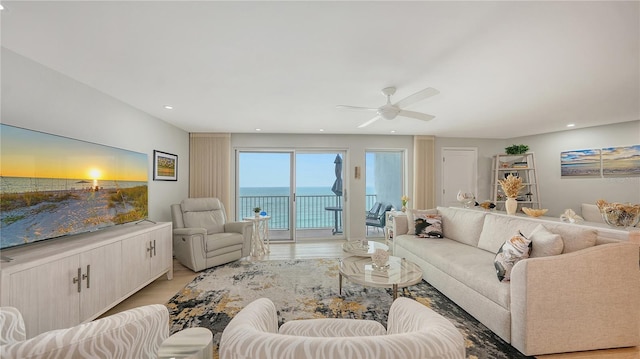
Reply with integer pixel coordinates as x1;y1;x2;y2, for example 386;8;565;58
505;197;518;215
254;212;260;218
372;249;390;268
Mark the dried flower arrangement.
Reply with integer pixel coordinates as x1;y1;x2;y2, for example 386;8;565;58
498;174;524;198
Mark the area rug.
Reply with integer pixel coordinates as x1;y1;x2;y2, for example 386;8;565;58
166;258;532;359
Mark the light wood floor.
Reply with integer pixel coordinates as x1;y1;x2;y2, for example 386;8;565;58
104;240;640;359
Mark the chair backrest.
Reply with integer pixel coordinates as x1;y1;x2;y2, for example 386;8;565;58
172;198;228;234
366;202;383;219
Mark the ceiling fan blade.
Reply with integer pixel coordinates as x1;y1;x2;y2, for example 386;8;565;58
357;116;381;128
336;105;378;111
398;110;435;122
394;87;440;109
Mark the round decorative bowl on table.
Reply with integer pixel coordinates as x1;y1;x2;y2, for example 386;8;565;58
521;207;548;217
597;200;640;228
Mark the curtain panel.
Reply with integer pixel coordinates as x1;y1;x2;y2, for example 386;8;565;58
413;135;436;209
189;133;231;208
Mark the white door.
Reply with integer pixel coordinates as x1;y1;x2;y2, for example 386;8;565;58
442;148;478;207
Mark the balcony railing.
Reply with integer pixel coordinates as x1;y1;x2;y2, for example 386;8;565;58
239;194;378;230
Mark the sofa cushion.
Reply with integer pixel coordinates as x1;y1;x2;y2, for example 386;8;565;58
415;214;443;238
494;231;532;282
543;224;597;253
396;235;510;309
478;214;540;254
436;207;487;247
529;224;563;257
406;208;438;235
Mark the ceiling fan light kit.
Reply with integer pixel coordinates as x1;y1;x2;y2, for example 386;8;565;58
338;86;440;128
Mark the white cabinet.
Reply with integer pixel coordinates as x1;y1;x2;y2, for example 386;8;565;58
121;225;172;296
491;152;541;211
0;222;172;338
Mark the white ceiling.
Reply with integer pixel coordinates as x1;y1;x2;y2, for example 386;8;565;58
1;1;638;138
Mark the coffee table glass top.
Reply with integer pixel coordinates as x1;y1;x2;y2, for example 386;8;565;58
339;255;422;290
342;240;389;256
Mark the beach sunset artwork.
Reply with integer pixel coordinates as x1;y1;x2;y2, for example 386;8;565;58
0;124;148;250
561;149;601;177
602;145;640;177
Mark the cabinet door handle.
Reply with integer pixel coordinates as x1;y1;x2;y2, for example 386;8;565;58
153;240;156;257
147;242;153;257
72;267;82;293
82;264;90;289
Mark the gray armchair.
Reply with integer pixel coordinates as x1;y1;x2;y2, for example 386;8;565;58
171;197;252;272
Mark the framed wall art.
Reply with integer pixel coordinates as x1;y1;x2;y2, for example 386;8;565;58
560;149;601;177
153;150;178;181
602;145;640;177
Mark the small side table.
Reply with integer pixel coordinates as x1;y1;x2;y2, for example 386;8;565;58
243;215;271;256
385;211;406;253
157;327;213;359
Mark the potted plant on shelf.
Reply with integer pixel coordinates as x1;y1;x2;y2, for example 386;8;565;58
505;144;529;155
253;207;261;218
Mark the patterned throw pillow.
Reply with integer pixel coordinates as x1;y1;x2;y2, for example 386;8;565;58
494;231;532;282
414;214;443;238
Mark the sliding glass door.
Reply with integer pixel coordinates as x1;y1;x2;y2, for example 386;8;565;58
237;150;346;242
365;150;404;238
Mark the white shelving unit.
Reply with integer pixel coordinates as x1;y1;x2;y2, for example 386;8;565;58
491;152;541;212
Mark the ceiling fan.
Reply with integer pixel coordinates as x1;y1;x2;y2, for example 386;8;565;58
337;86;439;128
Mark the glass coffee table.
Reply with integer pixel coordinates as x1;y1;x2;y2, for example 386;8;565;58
341;240;389;257
338;255;422;299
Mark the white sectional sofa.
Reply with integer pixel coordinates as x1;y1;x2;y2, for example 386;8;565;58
392;206;640;356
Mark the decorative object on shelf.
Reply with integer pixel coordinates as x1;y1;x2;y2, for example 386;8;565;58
400;195;409;212
456;190;475;208
596;200;640;228
498;174;524;215
260;211;267;216
371;248;390;270
559;209;584;223
477;201;496;211
521;207;548;217
504;197;518;215
253;207;261;218
504;144;529;155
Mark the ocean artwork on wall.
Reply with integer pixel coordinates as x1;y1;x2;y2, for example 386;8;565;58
560;149;601;177
0;124;149;250
602;145;640;177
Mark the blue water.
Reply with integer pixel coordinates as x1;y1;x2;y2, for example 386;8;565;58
239;186;376;229
1;176;146;194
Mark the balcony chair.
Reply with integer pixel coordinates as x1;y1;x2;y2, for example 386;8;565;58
219;297;465;359
366;202;393;234
0;305;213;359
171;197;252;272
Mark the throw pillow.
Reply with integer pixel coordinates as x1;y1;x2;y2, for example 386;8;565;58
528;224;563;257
494;231;532;282
406;208;438;235
414;214;443;238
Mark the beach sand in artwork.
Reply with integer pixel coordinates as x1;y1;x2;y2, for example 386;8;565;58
0;186;147;248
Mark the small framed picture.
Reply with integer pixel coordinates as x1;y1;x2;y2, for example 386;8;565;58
153;150;178;181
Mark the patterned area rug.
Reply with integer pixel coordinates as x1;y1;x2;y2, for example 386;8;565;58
166;258;532;359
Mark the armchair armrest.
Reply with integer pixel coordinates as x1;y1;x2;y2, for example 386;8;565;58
0;307;26;345
173;227;207;237
510;242;640;355
224;221;251;234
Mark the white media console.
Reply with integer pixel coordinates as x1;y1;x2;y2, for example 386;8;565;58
0;221;173;338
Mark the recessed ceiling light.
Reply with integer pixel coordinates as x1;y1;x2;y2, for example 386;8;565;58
390;130;396;133
319;129;324;132
163;105;173;110
0;5;4;11
566;123;575;128
255;128;261;132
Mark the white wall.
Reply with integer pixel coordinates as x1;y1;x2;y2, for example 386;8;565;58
434;121;640;217
231;133;414;240
1;48;189;222
509;121;640;216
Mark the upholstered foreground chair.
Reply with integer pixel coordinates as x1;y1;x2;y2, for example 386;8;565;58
171;197;252;272
219;297;465;359
0;305;213;359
